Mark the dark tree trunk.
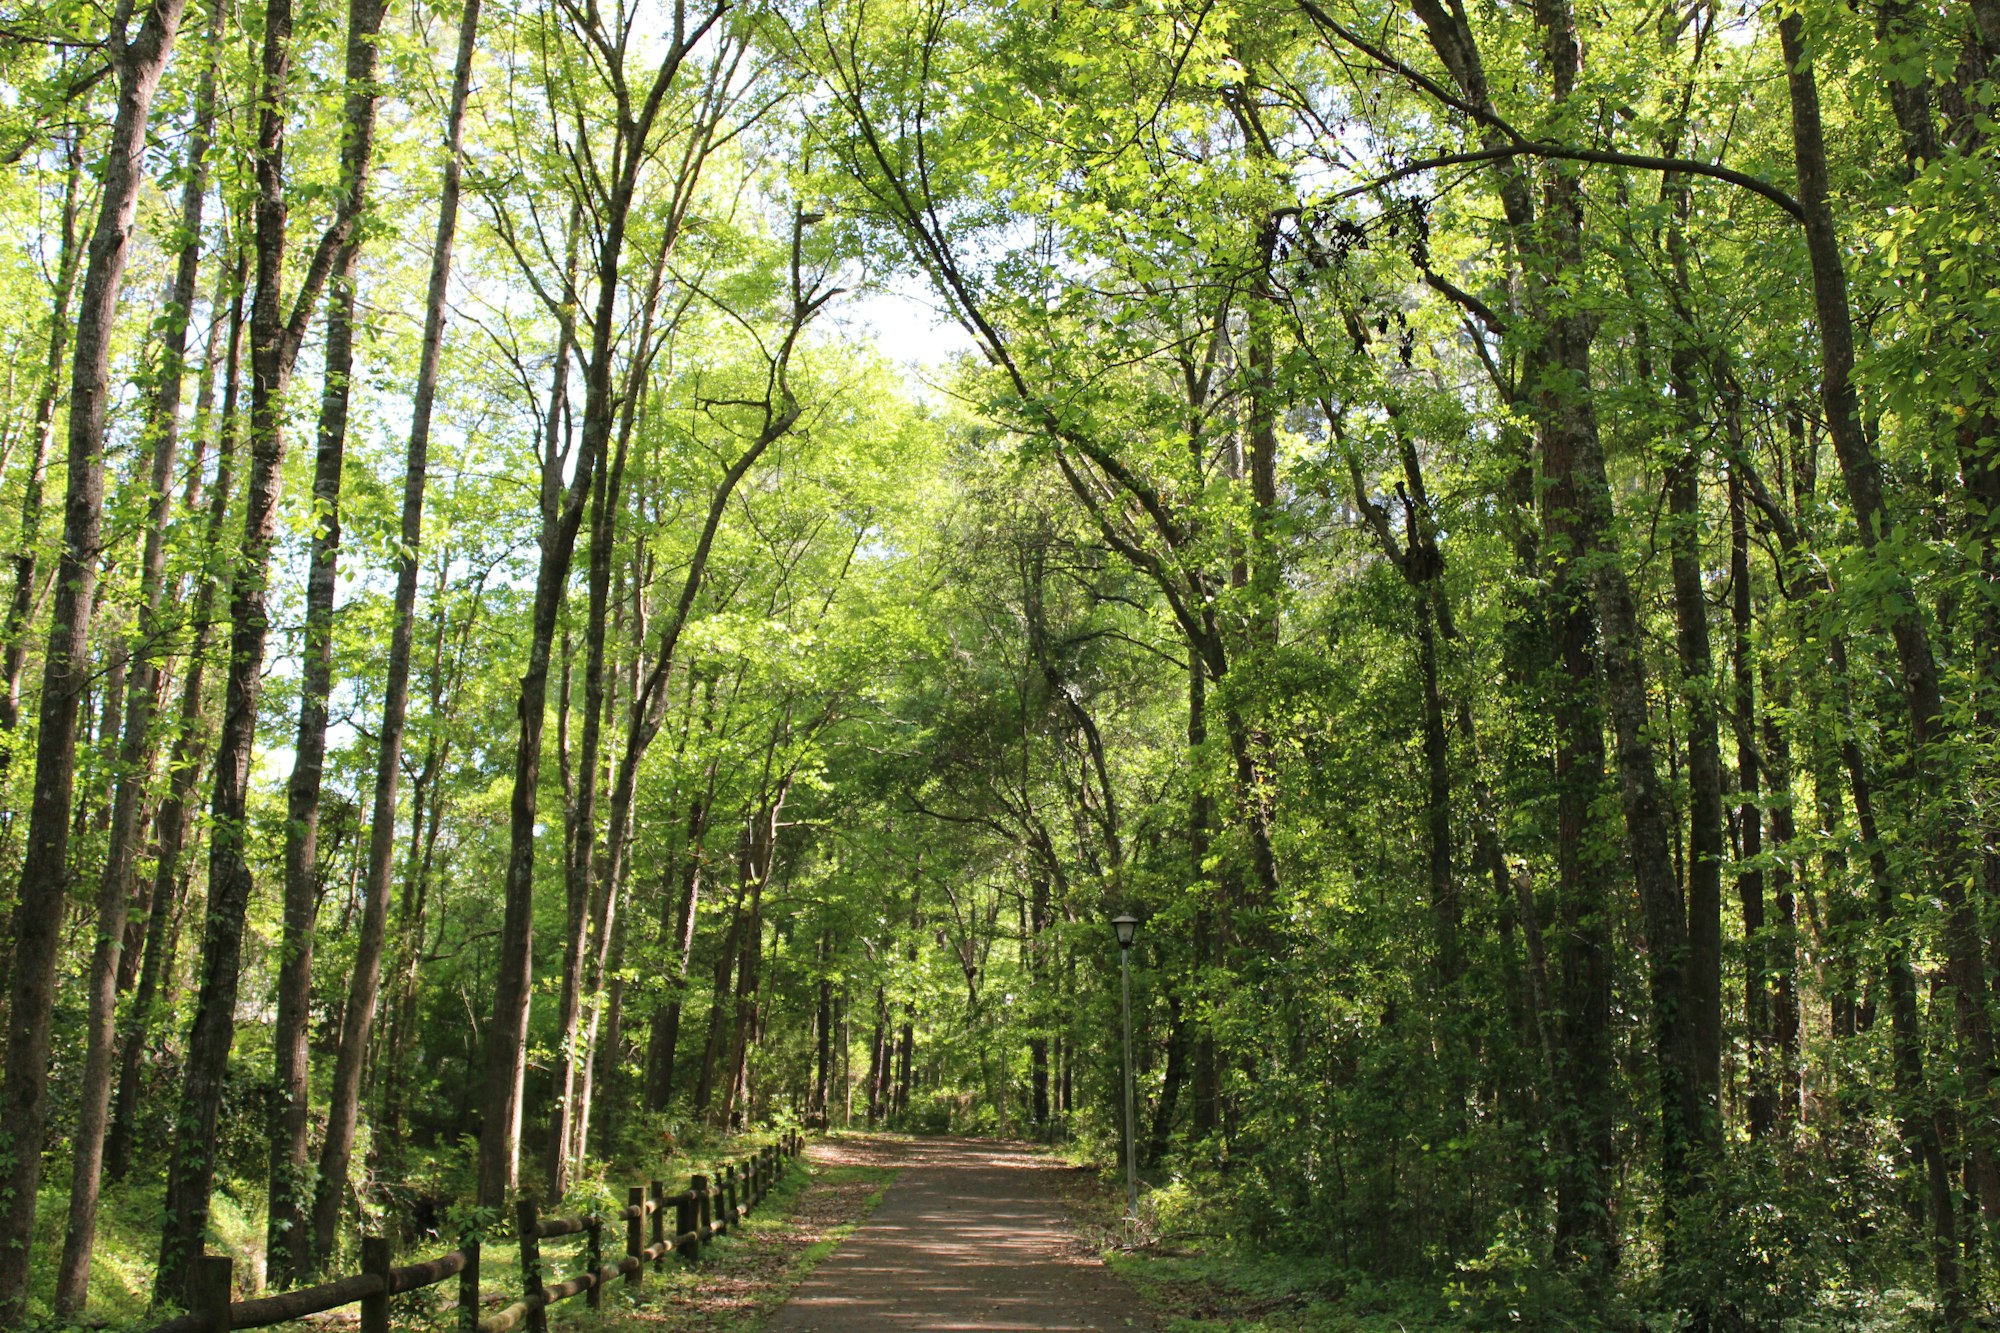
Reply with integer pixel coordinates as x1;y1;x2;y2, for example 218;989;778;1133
107;239;248;1187
270;0;389;1279
1667;442;1725;1131
1728;465;1775;1141
56;3;226;1307
307;0;476;1269
157;0;361;1288
646;793;710;1111
478;3;729;1204
0;1;191;1315
695;881;745;1119
812;934;833;1123
0;137;85;756
1781;24;1983;1304
548;451;621;1196
1831;634;1961;1310
864;985;887;1126
478;299;583;1207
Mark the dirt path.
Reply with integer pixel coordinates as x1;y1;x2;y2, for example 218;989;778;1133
761;1137;1150;1333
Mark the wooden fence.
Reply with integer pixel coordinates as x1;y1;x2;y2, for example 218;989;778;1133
143;1132;805;1333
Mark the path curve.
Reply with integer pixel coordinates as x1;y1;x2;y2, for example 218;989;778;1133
762;1136;1152;1332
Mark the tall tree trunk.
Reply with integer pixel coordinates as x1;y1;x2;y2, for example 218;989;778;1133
1666;432;1725;1131
646;792;711;1110
694;878;748;1117
477;295;584;1208
1186;656;1218;1139
1779;20;1994;1249
1728;465;1776;1141
107;237;248;1186
547;444;621;1197
723;878;766;1128
1829;634;1962;1312
269;0;389;1280
56;1;226;1306
579;894;628;1156
812;933;833;1123
864;984;886;1126
477;0;729;1201
0;0;191;1315
309;0;479;1264
0;137;86;756
156;0;360;1289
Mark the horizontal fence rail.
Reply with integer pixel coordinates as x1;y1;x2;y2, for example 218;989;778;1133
141;1132;804;1333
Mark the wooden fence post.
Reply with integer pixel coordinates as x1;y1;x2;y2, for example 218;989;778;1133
457;1235;481;1333
677;1182;698;1268
192;1253;232;1333
724;1163;738;1228
517;1194;548;1333
650;1180;667;1272
361;1234;392;1333
626;1186;645;1287
585;1209;603;1311
746;1151;758;1208
692;1173;711;1259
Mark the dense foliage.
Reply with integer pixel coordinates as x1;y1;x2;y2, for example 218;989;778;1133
0;0;1995;1325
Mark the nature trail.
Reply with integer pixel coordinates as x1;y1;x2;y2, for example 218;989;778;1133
764;1136;1150;1333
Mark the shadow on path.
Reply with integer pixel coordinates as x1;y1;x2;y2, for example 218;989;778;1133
763;1136;1150;1333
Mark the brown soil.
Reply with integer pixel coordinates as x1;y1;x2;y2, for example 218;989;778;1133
760;1136;1152;1333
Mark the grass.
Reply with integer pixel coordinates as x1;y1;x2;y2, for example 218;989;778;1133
17;1136;820;1332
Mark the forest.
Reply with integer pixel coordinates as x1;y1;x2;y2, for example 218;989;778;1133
0;0;1995;1324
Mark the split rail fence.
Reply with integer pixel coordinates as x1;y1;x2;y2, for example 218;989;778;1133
143;1132;805;1333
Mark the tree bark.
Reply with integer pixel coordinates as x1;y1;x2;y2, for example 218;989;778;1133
56;1;227;1307
1665;434;1725;1130
306;0;477;1271
1727;465;1775;1141
0;136;85;755
107;236;248;1186
156;0;362;1290
0;0;191;1315
269;0;389;1280
1780;21;1989;1289
477;2;727;1205
646;791;711;1110
477;295;583;1207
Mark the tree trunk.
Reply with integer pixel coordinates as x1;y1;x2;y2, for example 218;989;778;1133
107;237;248;1187
477;298;584;1207
0;137;85;754
55;2;226;1306
1666;439;1725;1131
812;934;832;1123
1780;24;1985;1300
157;0;360;1289
694;879;748;1117
1727;465;1776;1141
305;0;474;1267
269;0;389;1279
547;448;620;1197
0;1;191;1315
646;793;711;1110
477;0;731;1200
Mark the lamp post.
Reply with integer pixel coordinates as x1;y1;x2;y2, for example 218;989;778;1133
1112;912;1139;1221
